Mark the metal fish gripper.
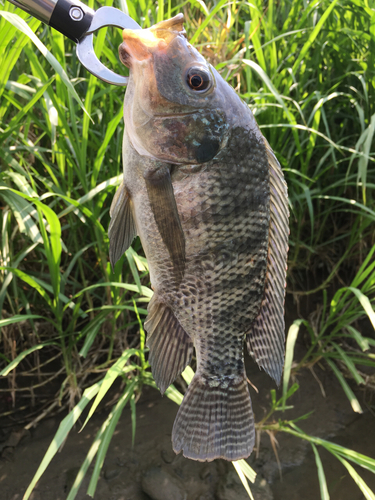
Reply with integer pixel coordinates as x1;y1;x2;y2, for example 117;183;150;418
6;0;141;85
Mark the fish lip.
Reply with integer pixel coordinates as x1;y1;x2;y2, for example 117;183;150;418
119;43;132;68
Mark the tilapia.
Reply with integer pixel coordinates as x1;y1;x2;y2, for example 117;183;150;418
109;14;289;462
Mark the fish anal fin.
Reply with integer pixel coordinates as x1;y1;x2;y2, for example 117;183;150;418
144;166;186;285
172;373;255;462
246;141;289;386
108;183;137;269
145;299;193;394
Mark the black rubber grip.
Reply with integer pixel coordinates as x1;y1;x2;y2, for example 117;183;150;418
49;0;94;42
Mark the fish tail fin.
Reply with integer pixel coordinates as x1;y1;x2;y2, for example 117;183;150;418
172;373;255;462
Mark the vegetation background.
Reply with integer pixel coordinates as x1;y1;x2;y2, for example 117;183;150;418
0;0;374;498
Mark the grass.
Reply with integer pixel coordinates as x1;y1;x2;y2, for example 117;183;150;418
0;0;374;498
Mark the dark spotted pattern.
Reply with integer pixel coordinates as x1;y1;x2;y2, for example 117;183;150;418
144;126;270;461
167;126;270;381
127;119;277;463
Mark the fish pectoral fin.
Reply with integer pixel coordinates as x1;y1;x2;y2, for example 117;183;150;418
145;298;193;394
144;166;186;284
246;140;289;386
108;182;137;269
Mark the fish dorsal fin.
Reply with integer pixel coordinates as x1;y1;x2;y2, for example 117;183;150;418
246;141;289;385
144;166;186;285
145;296;194;394
108;182;137;269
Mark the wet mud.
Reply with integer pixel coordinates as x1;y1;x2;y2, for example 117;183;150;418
1;351;374;500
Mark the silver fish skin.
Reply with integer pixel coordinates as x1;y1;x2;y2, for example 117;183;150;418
109;14;289;462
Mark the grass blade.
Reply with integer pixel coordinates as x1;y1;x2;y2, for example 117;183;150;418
125;248;143;294
312;443;330;500
87;379;138;497
0;266;52;306
232;461;255;500
0;186;42;244
189;0;228;45
80;348;139;430
345;325;370;352
0;339;55;376
23;381;102;500
325;358;363;413
164;383;184;405
71;282;153;301
282;320;301;409
331;453;375;500
291;0;340;74
181;365;195;385
66;425;104;500
234;459;257;483
332;342;365;385
57;174;123;219
78;320;103;359
0;11;87;113
347;287;375;330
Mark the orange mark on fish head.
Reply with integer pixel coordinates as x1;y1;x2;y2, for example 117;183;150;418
119;15;185;67
119;30;155;66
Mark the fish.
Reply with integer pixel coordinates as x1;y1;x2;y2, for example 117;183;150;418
108;14;289;462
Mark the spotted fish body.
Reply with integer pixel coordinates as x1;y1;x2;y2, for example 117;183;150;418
109;15;289;462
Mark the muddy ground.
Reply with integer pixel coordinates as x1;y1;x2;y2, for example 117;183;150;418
1;344;375;500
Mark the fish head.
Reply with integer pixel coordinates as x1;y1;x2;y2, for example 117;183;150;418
119;14;240;164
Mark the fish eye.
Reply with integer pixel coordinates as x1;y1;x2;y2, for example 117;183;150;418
186;67;212;92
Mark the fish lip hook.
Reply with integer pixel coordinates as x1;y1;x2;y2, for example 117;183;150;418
76;6;141;86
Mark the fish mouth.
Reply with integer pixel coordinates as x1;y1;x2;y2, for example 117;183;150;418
118;33;166;68
118;43;132;68
118;14;186;68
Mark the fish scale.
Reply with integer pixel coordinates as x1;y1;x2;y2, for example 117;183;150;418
108;13;289;462
141;126;269;460
170;128;269;337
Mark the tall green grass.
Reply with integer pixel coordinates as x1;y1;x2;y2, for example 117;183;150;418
0;0;374;498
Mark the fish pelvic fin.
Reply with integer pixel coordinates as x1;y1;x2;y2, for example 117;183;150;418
172;373;255;462
144;166;186;285
108;182;137;269
246;140;289;386
145;298;193;394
